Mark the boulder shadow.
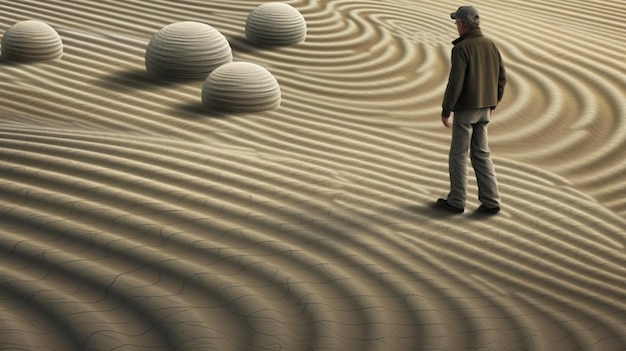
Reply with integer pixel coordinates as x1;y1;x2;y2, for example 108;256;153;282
0;57;20;66
228;35;286;55
96;68;183;91
0;56;61;66
172;101;232;120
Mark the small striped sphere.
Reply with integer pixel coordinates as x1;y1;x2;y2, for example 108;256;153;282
145;21;232;80
202;62;281;112
1;20;63;62
245;2;306;46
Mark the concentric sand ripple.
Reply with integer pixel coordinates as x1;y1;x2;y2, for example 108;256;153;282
1;1;625;350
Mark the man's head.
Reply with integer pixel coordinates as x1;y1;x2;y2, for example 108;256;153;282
451;6;480;31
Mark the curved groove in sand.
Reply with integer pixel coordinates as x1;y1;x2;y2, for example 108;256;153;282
1;1;625;350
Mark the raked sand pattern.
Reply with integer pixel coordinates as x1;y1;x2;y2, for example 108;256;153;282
1;0;625;350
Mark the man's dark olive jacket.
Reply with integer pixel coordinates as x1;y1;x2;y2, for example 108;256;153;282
442;28;506;118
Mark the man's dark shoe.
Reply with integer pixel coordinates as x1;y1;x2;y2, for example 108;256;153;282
437;198;464;214
477;204;500;214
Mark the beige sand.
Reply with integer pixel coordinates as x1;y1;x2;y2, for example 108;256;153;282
1;1;625;350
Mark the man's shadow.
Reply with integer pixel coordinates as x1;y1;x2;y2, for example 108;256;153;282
407;201;499;220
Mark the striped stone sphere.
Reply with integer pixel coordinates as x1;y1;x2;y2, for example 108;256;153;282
1;20;63;62
245;2;306;46
145;21;232;80
202;62;281;112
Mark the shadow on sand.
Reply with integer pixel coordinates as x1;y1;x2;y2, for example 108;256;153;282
407;201;501;221
171;101;233;120
228;34;291;55
95;68;183;91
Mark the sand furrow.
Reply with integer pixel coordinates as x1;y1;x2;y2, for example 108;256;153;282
0;237;237;350
1;184;432;349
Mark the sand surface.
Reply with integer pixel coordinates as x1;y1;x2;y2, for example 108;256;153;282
1;1;625;350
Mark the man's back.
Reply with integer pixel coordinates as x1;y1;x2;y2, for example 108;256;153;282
442;28;506;116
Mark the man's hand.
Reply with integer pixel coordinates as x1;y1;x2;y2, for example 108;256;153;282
442;117;451;128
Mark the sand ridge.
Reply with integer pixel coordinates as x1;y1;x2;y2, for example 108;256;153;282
1;0;625;350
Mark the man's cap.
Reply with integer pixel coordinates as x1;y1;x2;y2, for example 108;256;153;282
450;6;480;24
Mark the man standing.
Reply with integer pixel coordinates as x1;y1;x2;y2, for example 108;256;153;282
437;6;506;214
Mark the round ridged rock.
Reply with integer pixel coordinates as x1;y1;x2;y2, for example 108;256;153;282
245;2;306;46
145;21;232;80
1;20;63;62
202;62;281;112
